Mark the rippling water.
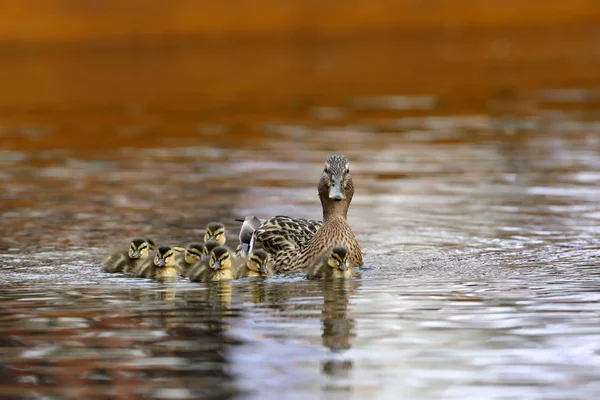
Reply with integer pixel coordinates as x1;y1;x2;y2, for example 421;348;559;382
2;28;600;399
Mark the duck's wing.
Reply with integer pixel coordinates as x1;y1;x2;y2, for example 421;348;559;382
250;216;322;269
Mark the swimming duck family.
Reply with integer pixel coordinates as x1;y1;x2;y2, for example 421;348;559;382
102;154;362;282
250;154;362;272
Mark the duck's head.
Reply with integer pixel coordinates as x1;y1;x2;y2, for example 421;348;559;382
203;239;221;257
209;246;232;271
185;243;205;265
154;246;175;268
247;249;270;275
326;246;349;271
318;154;354;219
128;238;153;260
204;222;226;245
235;216;263;244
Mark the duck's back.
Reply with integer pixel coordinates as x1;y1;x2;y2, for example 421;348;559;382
186;258;209;282
252;216;322;269
287;217;362;272
103;250;132;273
306;256;331;279
134;259;155;278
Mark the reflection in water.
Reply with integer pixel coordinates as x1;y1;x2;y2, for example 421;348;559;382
320;279;358;394
0;286;241;399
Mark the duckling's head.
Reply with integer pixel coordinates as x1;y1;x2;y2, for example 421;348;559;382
204;222;226;245
145;238;156;252
154;246;175;268
128;238;153;260
247;249;270;275
326;246;349;271
203;239;221;257
209;246;232;271
185;243;205;265
319;154;354;218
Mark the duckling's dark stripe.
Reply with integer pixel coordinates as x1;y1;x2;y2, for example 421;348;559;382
332;253;346;263
188;249;203;257
219;254;230;261
249;256;263;264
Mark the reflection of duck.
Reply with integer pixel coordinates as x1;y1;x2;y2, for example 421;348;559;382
250;154;362;272
134;246;179;282
247;280;267;304
306;246;356;280
320;279;358;353
103;237;154;273
234;249;273;279
204;222;226;245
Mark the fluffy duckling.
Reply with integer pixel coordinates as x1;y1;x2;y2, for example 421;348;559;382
204;222;226;245
188;246;235;283
134;246;179;282
206;246;235;282
186;239;220;282
306;246;355;280
103;238;154;273
174;243;205;276
234;249;273;279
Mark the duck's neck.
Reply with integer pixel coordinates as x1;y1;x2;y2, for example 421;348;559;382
321;198;350;222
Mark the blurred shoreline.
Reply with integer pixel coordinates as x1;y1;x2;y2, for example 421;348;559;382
1;1;599;44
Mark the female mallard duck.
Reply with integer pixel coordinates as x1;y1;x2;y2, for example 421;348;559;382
306;246;355;279
103;238;155;273
174;243;205;276
204;222;226;245
234;249;273;279
134;246;179;282
250;154;362;272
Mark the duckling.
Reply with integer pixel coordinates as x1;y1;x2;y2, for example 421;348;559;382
306;246;355;280
103;238;154;273
250;154;362;272
204;222;226;245
174;243;205;276
234;249;273;279
234;216;263;256
186;239;222;282
206;246;235;281
134;246;179;282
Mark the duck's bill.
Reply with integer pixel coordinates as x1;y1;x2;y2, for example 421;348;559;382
329;182;346;201
132;251;141;258
339;263;348;271
259;265;268;274
211;261;221;270
156;258;166;267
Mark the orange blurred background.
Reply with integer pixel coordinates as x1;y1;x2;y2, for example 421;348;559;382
1;1;599;151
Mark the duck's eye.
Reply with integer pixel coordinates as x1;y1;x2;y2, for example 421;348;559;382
324;167;329;174
345;168;350;174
